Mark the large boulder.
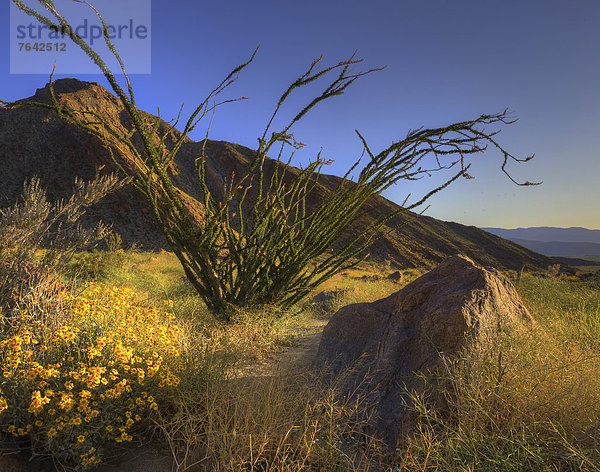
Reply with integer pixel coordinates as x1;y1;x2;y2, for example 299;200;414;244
313;254;534;447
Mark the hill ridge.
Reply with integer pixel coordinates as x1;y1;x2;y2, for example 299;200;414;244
0;78;557;271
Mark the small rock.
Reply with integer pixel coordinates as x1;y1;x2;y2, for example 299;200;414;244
357;274;380;281
313;291;334;305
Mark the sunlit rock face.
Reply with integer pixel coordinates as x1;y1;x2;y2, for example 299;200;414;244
314;255;534;448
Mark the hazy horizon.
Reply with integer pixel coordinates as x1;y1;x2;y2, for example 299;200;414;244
484;226;600;231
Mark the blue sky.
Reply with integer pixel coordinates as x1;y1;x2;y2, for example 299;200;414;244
2;0;599;229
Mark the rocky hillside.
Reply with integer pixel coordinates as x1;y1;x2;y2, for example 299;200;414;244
0;78;557;271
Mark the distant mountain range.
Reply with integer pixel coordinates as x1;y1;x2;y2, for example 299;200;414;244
483;227;600;257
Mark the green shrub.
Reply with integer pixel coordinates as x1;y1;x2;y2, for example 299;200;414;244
0;175;122;318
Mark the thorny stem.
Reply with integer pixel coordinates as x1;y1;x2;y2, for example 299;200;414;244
6;0;540;318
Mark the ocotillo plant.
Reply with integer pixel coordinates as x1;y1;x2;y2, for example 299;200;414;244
6;1;538;320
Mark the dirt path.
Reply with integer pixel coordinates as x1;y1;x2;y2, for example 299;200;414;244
241;318;328;378
274;318;328;371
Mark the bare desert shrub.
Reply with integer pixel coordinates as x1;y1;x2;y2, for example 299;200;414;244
0;173;122;268
0;172;122;317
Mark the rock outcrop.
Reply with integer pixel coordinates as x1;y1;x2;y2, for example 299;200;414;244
314;255;534;447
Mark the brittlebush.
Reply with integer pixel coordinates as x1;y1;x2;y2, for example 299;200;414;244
0;283;183;468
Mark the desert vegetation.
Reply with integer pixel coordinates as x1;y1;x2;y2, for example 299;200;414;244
2;225;600;470
5;0;539;321
0;179;599;470
2;2;598;471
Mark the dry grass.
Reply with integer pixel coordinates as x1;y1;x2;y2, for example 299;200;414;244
155;367;384;472
390;273;600;471
4;250;600;471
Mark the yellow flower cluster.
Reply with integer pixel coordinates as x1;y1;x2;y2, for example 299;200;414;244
0;388;7;415
0;283;184;469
